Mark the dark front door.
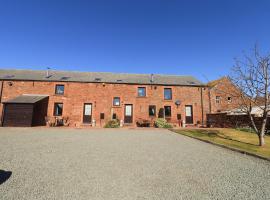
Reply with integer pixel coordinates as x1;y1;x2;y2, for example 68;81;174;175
83;103;92;124
124;104;133;123
185;105;193;124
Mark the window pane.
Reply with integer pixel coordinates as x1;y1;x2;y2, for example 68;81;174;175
125;105;132;116
149;105;156;116
138;87;146;97
164;106;171;117
55;85;64;94
164;88;172;100
84;104;92;115
185;106;192;116
113;97;120;106
54;103;63;116
216;96;220;104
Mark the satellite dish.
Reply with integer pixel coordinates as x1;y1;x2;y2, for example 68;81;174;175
175;100;181;106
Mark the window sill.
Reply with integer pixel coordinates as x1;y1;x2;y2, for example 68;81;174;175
163;99;173;102
137;96;147;98
54;94;65;96
112;106;121;108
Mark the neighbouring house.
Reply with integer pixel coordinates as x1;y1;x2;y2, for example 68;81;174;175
225;106;270;117
0;69;211;127
207;77;243;113
206;77;270;129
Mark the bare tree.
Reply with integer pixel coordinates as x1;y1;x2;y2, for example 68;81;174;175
229;45;270;146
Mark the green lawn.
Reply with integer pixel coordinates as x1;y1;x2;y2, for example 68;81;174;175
172;128;270;159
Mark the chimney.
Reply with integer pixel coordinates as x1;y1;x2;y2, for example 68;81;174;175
150;73;154;83
46;67;51;78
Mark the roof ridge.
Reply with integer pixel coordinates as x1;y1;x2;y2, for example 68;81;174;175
0;68;204;86
0;68;195;77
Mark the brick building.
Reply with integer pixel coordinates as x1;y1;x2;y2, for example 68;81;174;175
0;69;210;127
207;77;242;113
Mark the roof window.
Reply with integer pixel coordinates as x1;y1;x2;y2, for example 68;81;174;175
4;75;15;78
60;76;70;80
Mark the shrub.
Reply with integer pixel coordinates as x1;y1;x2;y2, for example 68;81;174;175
154;118;173;128
104;119;120;128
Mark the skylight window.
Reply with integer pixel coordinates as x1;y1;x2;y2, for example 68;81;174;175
187;81;196;84
46;75;52;78
94;78;101;81
61;76;70;80
4;75;15;78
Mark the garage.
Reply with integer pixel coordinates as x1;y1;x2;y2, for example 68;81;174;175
2;95;49;127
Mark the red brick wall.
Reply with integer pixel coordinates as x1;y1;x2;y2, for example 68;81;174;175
0;80;210;127
209;78;242;113
207;113;270;131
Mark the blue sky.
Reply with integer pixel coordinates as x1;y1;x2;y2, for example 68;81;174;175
0;0;270;82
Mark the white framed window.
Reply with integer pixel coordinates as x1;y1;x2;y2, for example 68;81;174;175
54;103;63;116
164;106;171;117
113;97;120;106
216;96;221;104
164;88;172;100
55;85;64;95
149;105;156;116
227;96;232;103
138;87;146;97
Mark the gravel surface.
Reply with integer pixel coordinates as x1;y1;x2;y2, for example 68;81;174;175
0;127;270;200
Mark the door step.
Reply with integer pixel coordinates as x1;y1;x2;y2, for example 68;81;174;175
80;123;92;127
123;123;134;127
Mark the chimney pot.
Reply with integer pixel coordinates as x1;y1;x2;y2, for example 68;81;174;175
150;74;154;83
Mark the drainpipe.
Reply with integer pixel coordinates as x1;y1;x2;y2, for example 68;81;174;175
0;81;4;126
200;87;204;126
208;87;212;113
0;81;3;103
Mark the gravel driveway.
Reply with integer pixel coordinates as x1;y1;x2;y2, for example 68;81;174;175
0;127;270;200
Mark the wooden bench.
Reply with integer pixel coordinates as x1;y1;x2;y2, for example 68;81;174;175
136;118;151;127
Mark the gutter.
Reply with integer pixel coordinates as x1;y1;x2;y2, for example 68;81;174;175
0;78;207;87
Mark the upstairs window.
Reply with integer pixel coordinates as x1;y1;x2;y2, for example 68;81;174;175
216;96;221;104
164;106;171;117
227;96;232;103
113;97;120;106
164;88;172;100
138;87;146;97
149;105;156;116
55;84;64;95
54;103;63;116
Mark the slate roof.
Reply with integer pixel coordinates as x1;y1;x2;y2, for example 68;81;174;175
3;94;49;104
0;69;203;86
207;77;228;87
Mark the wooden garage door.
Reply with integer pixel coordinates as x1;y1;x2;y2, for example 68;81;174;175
3;104;34;127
